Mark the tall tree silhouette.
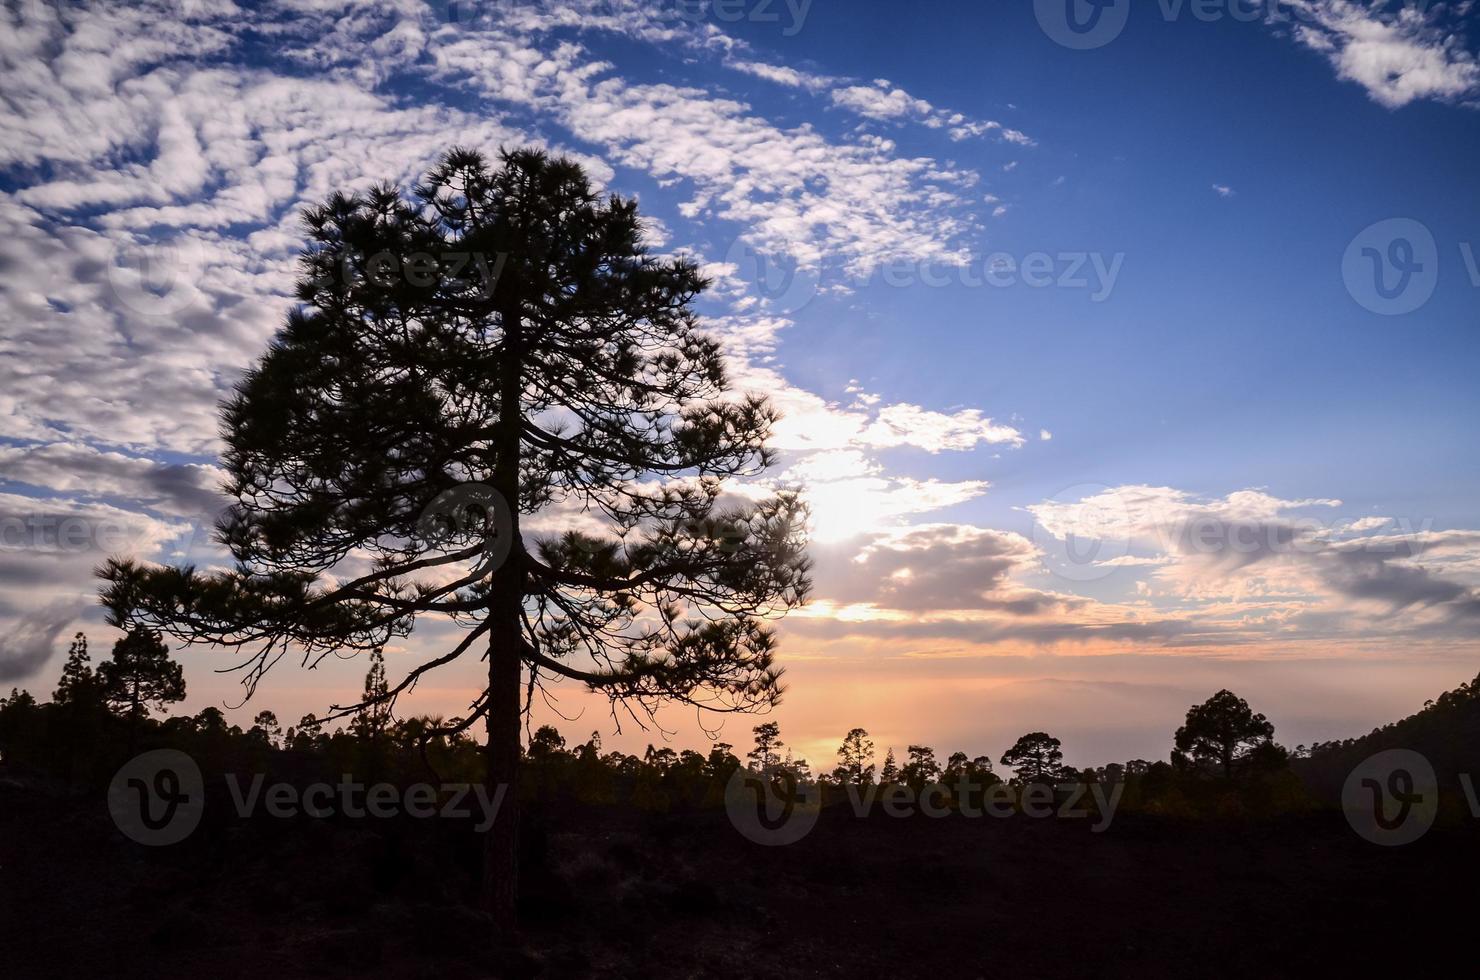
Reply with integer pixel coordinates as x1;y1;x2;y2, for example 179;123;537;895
52;632;104;781
1173;689;1275;778
96;627;185;721
98;147;811;933
350;649;391;744
52;633;98;707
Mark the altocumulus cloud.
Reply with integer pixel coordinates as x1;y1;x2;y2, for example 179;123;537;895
0;0;1041;687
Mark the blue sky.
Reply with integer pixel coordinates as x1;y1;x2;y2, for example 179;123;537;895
2;0;1479;767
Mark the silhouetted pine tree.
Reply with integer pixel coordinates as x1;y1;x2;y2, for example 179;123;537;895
1173;690;1278;778
97;628;185;721
99;147;810;934
52;633;97;706
1000;732;1065;785
879;748;899;784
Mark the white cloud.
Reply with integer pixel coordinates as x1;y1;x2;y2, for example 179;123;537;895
861;403;1024;452
726;61;1032;145
1284;0;1480;108
727;60;825;90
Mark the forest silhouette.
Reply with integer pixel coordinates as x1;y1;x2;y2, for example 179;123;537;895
4;630;1480;976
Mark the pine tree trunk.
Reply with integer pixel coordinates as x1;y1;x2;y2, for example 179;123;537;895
482;601;521;938
481;303;524;940
127;680;140;755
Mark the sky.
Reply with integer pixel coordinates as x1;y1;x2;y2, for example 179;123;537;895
2;0;1480;771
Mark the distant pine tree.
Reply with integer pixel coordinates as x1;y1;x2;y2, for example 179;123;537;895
833;727;876;785
53;633;99;706
97;628;185;720
747;721;784;769
879;747;900;784
1001;732;1064;785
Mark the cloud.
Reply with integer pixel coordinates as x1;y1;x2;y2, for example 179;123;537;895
1029;484;1480;634
820;523;1071;613
1028;485;1343;549
727;60;826;91
0;491;193;616
1212;184;1235;197
0;5;527;452
860;403;1024;452
726;59;1033;145
0;442;226;518
0;604;80;684
1284;0;1480;108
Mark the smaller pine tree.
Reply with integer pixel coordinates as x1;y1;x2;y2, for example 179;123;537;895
747;721;784;769
53;633;100;706
879;747;900;784
97;628;186;719
350;649;392;744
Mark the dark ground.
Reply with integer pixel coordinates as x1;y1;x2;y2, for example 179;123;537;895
2;772;1475;979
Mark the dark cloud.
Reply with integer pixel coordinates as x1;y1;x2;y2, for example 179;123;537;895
0;442;226;519
1168;516;1480;625
1318;546;1480;616
0;604;78;684
784;614;1216;648
812;524;1076;615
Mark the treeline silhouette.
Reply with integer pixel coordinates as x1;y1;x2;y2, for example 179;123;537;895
0;628;1379;821
1293;672;1480;811
8;632;1478;978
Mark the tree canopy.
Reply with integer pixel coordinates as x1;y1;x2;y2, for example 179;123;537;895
1000;732;1065;785
1173;689;1276;778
